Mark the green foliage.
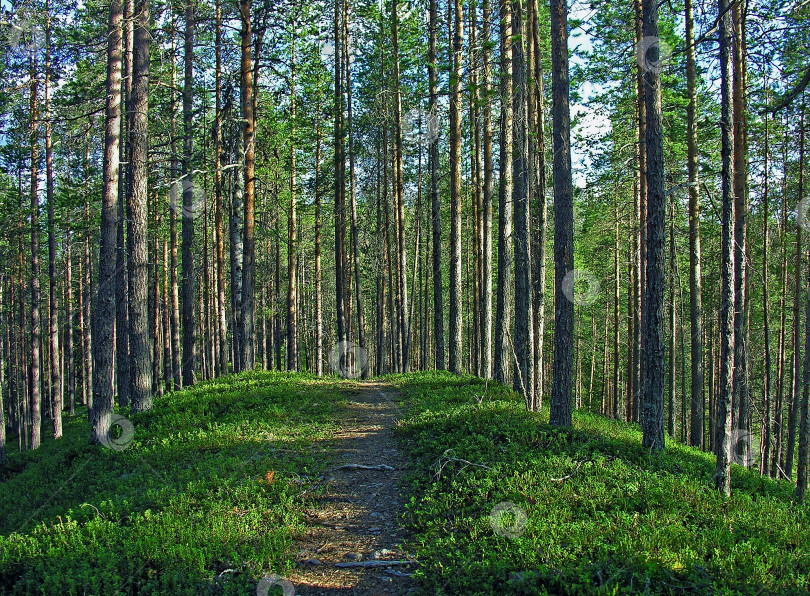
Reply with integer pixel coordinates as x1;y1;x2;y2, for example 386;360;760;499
0;371;348;595
392;372;810;595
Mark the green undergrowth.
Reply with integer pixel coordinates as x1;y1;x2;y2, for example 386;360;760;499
390;371;810;595
0;371;350;595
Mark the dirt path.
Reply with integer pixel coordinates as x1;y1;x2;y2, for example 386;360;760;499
285;381;417;595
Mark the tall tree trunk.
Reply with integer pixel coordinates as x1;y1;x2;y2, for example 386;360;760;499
91;0;123;442
128;0;153;412
512;0;534;406
761;97;773;475
798;222;810;502
640;0;666;450
494;0;513;384
44;0;61;439
117;0;133;406
448;0;463;374
731;0;749;461
334;0;347;347
169;18;182;389
214;0;227;375
181;0;197;385
287;31;298;371
240;0;256;371
29;41;42;450
634;0;646;422
315;99;323;376
530;0;548;401
480;0;493;379
428;0;444;371
345;10;367;377
549;0;574;426
714;0;736;495
686;0;703;447
391;0;409;372
788;110;806;477
65;230;75;415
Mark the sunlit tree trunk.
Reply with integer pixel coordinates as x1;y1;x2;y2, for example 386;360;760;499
494;0;513;385
714;0;736;495
128;0;153;412
240;0;256;371
686;0;703;447
29;40;42;450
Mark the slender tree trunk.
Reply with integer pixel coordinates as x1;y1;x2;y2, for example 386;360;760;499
512;0;534;405
428;0;444;371
714;0;736;495
128;0;153;412
494;0;513;384
117;0;133;406
448;0;463;374
788;111;806;477
214;0;227;375
181;0;197;385
761;97;773;475
92;0;123;443
634;0;646;422
530;0;548;402
65;230;74;415
686;0;703;447
315;100;324;376
549;0;574;426
799;228;810;501
640;0;666;450
29;42;42;450
44;1;61;439
287;33;298;371
240;0;256;371
334;0;347;347
731;0;749;460
345;11;367;377
480;0;493;379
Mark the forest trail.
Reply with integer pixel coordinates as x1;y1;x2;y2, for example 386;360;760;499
286;382;417;595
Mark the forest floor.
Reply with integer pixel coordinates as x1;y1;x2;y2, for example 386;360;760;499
287;382;416;595
2;371;810;595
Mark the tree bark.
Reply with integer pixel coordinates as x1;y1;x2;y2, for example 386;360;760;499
448;0;463;374
29;40;42;450
549;0;574;426
127;0;153;412
685;0;703;447
181;0;197;385
44;0;61;439
640;0;666;450
714;0;736;495
512;0;534;406
91;0;123;443
494;0;513;385
240;0;256;371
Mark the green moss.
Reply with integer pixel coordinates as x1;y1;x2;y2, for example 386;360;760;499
0;371;348;595
391;371;810;595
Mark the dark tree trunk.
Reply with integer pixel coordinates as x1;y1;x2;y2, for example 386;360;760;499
549;0;574;426
714;0;736;495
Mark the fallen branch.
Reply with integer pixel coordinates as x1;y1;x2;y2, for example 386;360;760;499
334;560;415;568
335;464;397;471
433;449;492;480
551;456;616;482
